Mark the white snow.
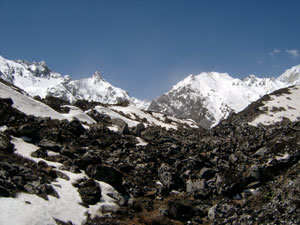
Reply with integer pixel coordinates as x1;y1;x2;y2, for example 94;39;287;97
66;71;130;104
249;86;300;126
168;72;286;126
0;81;65;120
95;104;198;130
61;105;96;124
95;105;139;127
0;56;148;108
0;125;8;132
0;81;97;126
110;104;178;129
0;137;120;225
136;137;148;146
151;66;300;127
0;55;69;99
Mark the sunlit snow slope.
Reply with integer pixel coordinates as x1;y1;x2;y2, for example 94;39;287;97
0;56;149;108
149;66;300;128
249;86;300;126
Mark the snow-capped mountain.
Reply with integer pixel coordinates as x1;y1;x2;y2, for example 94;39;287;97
0;55;70;98
0;56;149;108
149;67;300;128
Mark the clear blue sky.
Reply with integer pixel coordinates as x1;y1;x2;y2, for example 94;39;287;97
1;0;300;100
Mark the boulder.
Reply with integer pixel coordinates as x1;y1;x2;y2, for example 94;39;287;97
132;122;145;137
75;179;101;205
0;133;14;153
166;199;195;222
186;179;211;198
158;163;183;192
86;165;128;197
38;139;62;152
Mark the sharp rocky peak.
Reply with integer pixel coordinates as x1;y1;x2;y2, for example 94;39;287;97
91;71;104;82
0;55;147;107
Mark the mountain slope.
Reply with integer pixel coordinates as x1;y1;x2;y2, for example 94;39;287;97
245;85;300;126
0;56;149;108
1;80;300;224
149;67;300;128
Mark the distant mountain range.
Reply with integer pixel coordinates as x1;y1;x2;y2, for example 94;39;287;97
0;56;149;109
1;55;300;128
149;66;300;128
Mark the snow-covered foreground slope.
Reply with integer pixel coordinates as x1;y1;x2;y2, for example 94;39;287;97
0;81;65;120
0;55;149;108
149;66;300;128
249;86;300;126
0;137;120;225
0;80;97;125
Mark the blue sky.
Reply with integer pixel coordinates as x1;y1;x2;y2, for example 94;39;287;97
1;0;300;100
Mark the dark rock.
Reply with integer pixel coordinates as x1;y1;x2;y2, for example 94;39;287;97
69;119;86;136
74;151;102;170
1;98;13;106
158;163;183;192
38;139;62;152
132;122;145;137
74;178;101;205
199;167;215;180
15;123;39;138
166;199;195;221
86;165;128;197
0;133;14;152
31;148;48;158
111;118;130;135
118;122;130;135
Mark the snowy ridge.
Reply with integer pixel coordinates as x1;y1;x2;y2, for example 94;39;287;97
0;55;149;108
0;55;70;98
249;86;300;126
149;66;300;128
94;104;198;130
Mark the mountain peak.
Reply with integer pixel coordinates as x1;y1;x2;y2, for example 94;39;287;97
0;56;148;107
277;64;300;84
92;71;103;81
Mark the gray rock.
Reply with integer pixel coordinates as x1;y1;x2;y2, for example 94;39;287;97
132;122;145;137
158;163;183;191
0;133;14;152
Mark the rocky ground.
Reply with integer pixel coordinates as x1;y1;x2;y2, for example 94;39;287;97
1;95;300;224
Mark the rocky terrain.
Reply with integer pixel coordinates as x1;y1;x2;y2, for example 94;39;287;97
0;75;300;224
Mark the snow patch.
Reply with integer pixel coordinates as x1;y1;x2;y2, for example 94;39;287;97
0;137;120;225
249;86;300;126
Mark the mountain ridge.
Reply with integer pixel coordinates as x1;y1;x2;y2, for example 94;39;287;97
149;67;300;128
0;55;149;109
2;55;300;128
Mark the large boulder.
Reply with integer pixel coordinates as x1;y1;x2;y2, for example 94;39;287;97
74;178;101;205
0;133;14;153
